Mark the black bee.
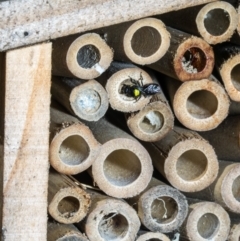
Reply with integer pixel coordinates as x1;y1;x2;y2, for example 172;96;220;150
120;73;161;101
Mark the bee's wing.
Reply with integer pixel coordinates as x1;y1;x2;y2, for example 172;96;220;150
143;84;161;95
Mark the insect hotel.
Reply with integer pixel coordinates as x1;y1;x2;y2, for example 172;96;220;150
0;0;240;240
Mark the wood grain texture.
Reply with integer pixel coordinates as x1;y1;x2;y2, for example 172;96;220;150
2;43;51;240
0;0;216;51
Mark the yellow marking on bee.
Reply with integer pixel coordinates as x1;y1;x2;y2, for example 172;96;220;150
133;89;140;97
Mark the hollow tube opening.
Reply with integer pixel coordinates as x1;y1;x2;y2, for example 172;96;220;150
139;111;164;134
232;175;240;202
103;149;142;186
151;196;178;224
186;90;218;119
197;213;219;239
98;212;129;240
57;196;80;217
231;63;240;91
181;47;207;73
176;150;208;181
75;90;101;114
204;9;230;36
59;135;90;166
77;44;101;68
131;26;162;57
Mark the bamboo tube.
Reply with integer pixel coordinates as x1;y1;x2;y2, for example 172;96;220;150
80;191;141;241
52;33;113;79
83;117;153;198
181;201;230;241
51;76;109;121
228;223;240;241
126;71;174;141
199;115;240;162
136;231;170;241
182;161;240;215
158;1;238;45
214;44;240;102
143;126;219;192
49;103;101;175
95;18;170;65
48;170;91;224
47;221;89;241
164;75;230;131
128;178;188;233
101;62;154;112
148;27;214;82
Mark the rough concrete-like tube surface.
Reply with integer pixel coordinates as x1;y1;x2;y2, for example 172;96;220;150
50;104;101;175
136;179;188;233
83;192;141;241
184;201;230;241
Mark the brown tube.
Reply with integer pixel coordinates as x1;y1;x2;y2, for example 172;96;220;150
164;75;230;131
49;103;101;175
96;18;170;65
47;221;89;241
182;201;230;241
199;115;240;162
143;126;218;192
136;231;170;241
83;117;153;198
182;161;240;215
126;74;174;141
128;178;188;233
159;1;238;45
148;27;214;82
228;223;240;241
214;44;240;102
80;191;141;241
103;62;154;112
48;170;91;224
52;33;113;79
51;76;109;121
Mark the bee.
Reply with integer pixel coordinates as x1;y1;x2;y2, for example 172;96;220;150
120;73;161;101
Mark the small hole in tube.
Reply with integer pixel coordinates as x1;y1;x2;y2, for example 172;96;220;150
131;26;161;57
186;90;218;119
231;63;240;91
103;149;141;186
98;212;128;240
59;135;90;166
197;213;219;239
57;196;80;217
182;47;207;73
204;9;230;36
77;44;101;68
177;150;208;181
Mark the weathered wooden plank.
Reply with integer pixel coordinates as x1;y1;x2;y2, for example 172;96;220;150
0;0;217;51
2;43;51;240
